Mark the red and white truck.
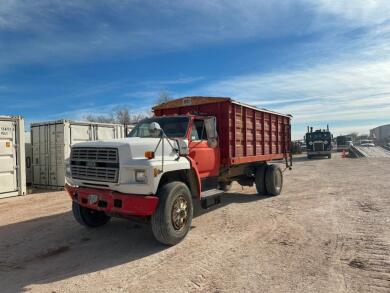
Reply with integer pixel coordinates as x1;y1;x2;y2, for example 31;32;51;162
65;97;292;245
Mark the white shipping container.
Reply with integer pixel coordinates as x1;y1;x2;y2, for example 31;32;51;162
25;142;32;185
31;120;124;188
0;116;26;198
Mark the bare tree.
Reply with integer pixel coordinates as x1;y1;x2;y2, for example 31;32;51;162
115;107;131;127
84;113;115;123
131;113;148;123
84;106;151;135
155;91;172;105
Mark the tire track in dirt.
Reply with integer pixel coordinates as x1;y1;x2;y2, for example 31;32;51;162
121;204;280;292
336;196;390;292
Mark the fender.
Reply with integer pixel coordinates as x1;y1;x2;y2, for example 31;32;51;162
185;156;202;198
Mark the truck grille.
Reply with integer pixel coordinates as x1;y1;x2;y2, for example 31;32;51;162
71;147;118;162
314;142;324;151
70;147;119;183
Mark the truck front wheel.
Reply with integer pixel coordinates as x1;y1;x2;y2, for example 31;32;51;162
151;181;193;246
72;202;111;227
265;164;283;196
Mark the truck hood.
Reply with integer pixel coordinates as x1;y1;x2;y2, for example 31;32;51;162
72;137;179;160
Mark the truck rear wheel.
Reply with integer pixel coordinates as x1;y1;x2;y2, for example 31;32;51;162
72;202;111;228
265;164;283;196
255;165;267;195
151;181;193;246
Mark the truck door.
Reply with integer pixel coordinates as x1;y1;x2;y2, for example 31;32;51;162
188;117;220;187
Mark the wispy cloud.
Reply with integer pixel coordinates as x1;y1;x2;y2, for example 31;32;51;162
189;57;390;138
2;0;389;68
142;77;204;86
2;0;390;139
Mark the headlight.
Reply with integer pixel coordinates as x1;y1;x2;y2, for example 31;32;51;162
309;141;313;145
135;170;147;183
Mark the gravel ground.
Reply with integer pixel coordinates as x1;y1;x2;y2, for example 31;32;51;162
0;154;389;293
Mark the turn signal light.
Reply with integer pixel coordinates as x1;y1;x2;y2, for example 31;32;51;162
145;151;155;159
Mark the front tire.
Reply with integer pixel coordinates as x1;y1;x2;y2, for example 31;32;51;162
72;202;111;228
265;164;283;196
151;181;193;246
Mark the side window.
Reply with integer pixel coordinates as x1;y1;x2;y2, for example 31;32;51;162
138;124;150;137
191;120;207;140
190;122;199;140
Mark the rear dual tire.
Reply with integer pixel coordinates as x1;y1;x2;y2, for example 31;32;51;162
255;164;283;196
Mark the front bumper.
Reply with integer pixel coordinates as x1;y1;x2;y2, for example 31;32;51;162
65;184;159;216
307;150;331;156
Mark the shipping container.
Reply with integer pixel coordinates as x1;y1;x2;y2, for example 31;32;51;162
31;120;125;188
154;96;291;166
25;142;32;185
0;116;26;198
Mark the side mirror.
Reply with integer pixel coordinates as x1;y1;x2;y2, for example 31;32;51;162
149;122;162;137
176;139;189;156
204;117;218;148
204;117;217;139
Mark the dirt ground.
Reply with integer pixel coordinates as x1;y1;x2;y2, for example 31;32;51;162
1;154;389;293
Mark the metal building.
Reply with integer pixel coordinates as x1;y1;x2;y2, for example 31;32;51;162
31;120;125;188
0;116;27;198
370;124;390;144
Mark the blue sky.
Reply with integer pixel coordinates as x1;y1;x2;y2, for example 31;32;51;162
1;0;389;139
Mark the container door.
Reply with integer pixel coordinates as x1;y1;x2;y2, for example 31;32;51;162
70;124;92;145
0;121;18;194
95;126;116;140
40;125;49;186
32;125;49;186
55;124;66;187
48;124;65;187
25;143;32;184
31;126;40;185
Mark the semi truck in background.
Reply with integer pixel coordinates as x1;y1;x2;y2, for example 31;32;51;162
65;97;292;245
305;125;332;159
336;135;353;152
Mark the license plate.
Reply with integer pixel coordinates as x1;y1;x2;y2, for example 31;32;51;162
88;194;99;204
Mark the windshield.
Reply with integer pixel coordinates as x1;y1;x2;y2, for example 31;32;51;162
129;116;189;138
307;132;330;140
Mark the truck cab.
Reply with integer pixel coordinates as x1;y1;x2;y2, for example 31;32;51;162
65;96;291;245
305;126;332;159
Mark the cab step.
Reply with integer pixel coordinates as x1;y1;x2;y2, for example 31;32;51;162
200;189;223;209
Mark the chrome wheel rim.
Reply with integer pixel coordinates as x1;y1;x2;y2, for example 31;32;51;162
171;195;189;231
